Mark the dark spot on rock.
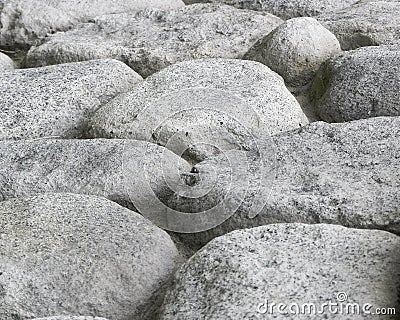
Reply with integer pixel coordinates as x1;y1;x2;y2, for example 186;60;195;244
190;167;199;174
0;284;6;298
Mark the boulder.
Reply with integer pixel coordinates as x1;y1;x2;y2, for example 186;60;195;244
0;59;141;140
160;224;400;320
32;318;109;320
0;193;178;320
244;17;341;87
182;0;360;20
0;139;191;214
0;0;184;47
310;45;400;122
159;116;400;247
318;1;400;50
89;58;308;163
0;52;15;71
25;4;283;77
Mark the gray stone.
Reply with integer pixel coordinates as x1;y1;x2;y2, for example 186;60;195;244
182;0;360;20
160;223;400;320
0;193;178;320
0;0;184;47
318;1;400;50
32;317;109;320
310;45;400;122
0;139;191;212
244;17;341;87
0;59;141;140
25;4;283;77
161;116;400;247
88;58;308;163
0;52;15;71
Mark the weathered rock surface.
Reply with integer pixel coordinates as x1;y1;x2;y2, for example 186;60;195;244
0;193;178;320
161;116;400;247
318;1;400;50
182;0;360;20
0;0;184;47
25;4;283;77
0;52;15;71
89;59;307;163
245;17;341;87
32;317;109;320
0;59;141;140
160;224;400;320
310;45;400;122
0;139;191;212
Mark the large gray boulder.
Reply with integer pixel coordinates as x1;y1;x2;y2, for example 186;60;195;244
160;116;400;247
32;317;109;320
0;193;178;320
244;17;341;87
88;59;308;163
0;52;15;72
0;139;191;213
25;4;283;77
0;59;141;140
318;1;400;50
160;223;400;320
0;0;184;48
310;45;400;122
182;0;360;20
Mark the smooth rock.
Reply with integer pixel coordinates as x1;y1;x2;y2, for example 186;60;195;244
318;1;400;50
160;116;400;247
160;223;400;320
89;58;308;163
310;45;400;122
182;0;360;20
25;4;283;77
0;52;15;71
0;59;141;140
0;0;184;47
244;17;341;87
0;193;178;320
0;139;191;212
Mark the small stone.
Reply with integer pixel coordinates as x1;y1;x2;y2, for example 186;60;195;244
0;52;15;72
245;17;341;87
